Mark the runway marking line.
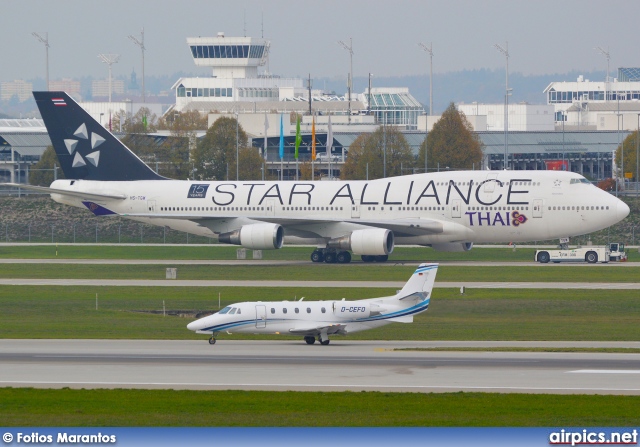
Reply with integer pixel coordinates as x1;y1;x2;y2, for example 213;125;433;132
568;370;640;374
1;380;640;392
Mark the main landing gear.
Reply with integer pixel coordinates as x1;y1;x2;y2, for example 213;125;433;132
310;248;352;264
304;335;330;345
311;249;388;264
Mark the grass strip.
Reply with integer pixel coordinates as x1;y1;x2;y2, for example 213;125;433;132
0;263;639;283
2;286;640;341
1;388;639;427
394;348;640;353
0;245;544;261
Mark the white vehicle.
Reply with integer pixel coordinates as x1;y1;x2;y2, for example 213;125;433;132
535;242;626;264
187;263;438;345
7;92;630;264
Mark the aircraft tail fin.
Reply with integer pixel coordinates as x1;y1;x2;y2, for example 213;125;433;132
396;263;439;300
33;91;166;181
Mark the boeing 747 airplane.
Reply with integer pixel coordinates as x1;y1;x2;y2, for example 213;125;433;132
5;92;630;263
187;263;438;345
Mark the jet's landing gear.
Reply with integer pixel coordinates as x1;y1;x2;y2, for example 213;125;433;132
318;336;330;345
304;336;316;345
318;329;330;345
310;249;352;264
208;336;217;345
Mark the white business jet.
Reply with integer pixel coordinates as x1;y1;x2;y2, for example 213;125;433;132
187;263;438;345
8;92;630;264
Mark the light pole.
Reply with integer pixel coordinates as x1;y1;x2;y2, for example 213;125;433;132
128;28;145;103
31;32;50;91
235;112;239;181
595;46;610;102
338;38;353;124
98;53;120;103
418;42;433;116
368;73;373;115
562;111;565;169
494;41;510;169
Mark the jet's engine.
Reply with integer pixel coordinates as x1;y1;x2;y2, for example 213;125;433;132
431;242;473;252
218;223;284;250
327;228;394;255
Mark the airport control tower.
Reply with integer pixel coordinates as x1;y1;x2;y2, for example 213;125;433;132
172;32;305;111
187;32;270;79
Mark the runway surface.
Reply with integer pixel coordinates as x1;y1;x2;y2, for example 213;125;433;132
2;340;640;395
1;278;639;289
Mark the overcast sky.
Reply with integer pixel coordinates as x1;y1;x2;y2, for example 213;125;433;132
3;0;640;82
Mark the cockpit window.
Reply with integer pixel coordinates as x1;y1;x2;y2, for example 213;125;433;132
219;306;231;314
570;178;591;184
229;308;237;315
236;308;241;314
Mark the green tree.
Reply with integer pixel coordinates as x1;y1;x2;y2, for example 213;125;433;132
112;107;158;134
237;147;266;180
192;116;248;180
30;146;65;186
418;103;484;171
615;130;640;182
340;126;415;180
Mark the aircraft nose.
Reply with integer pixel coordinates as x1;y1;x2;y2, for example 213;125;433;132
187;320;201;331
617;200;630;220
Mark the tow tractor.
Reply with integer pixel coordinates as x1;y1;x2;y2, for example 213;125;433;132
535;239;627;264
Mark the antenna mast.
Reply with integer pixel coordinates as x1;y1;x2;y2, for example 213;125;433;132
128;28;145;102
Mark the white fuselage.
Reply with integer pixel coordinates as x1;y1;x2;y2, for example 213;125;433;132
49;170;630;246
187;294;425;336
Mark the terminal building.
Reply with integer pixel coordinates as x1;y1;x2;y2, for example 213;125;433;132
544;68;640;130
169;33;424;130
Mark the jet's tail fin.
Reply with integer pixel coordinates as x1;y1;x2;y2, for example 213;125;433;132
33;91;165;181
396;263;438;300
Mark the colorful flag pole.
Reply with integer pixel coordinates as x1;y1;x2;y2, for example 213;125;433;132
279;114;284;180
326;114;333;179
294;115;301;180
311;114;316;181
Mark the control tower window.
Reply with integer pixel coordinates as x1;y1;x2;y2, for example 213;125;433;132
190;46;197;58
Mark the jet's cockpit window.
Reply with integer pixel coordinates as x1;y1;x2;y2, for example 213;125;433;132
570;178;591;184
219;306;231;314
236;308;241;314
229;308;237;315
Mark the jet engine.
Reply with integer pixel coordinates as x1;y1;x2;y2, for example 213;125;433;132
218;223;284;250
326;228;394;256
431;242;473;252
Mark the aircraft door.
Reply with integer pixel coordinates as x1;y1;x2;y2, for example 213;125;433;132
484;173;498;193
266;200;275;217
351;200;360;218
147;200;156;213
451;199;461;218
533;199;543;218
255;305;267;328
